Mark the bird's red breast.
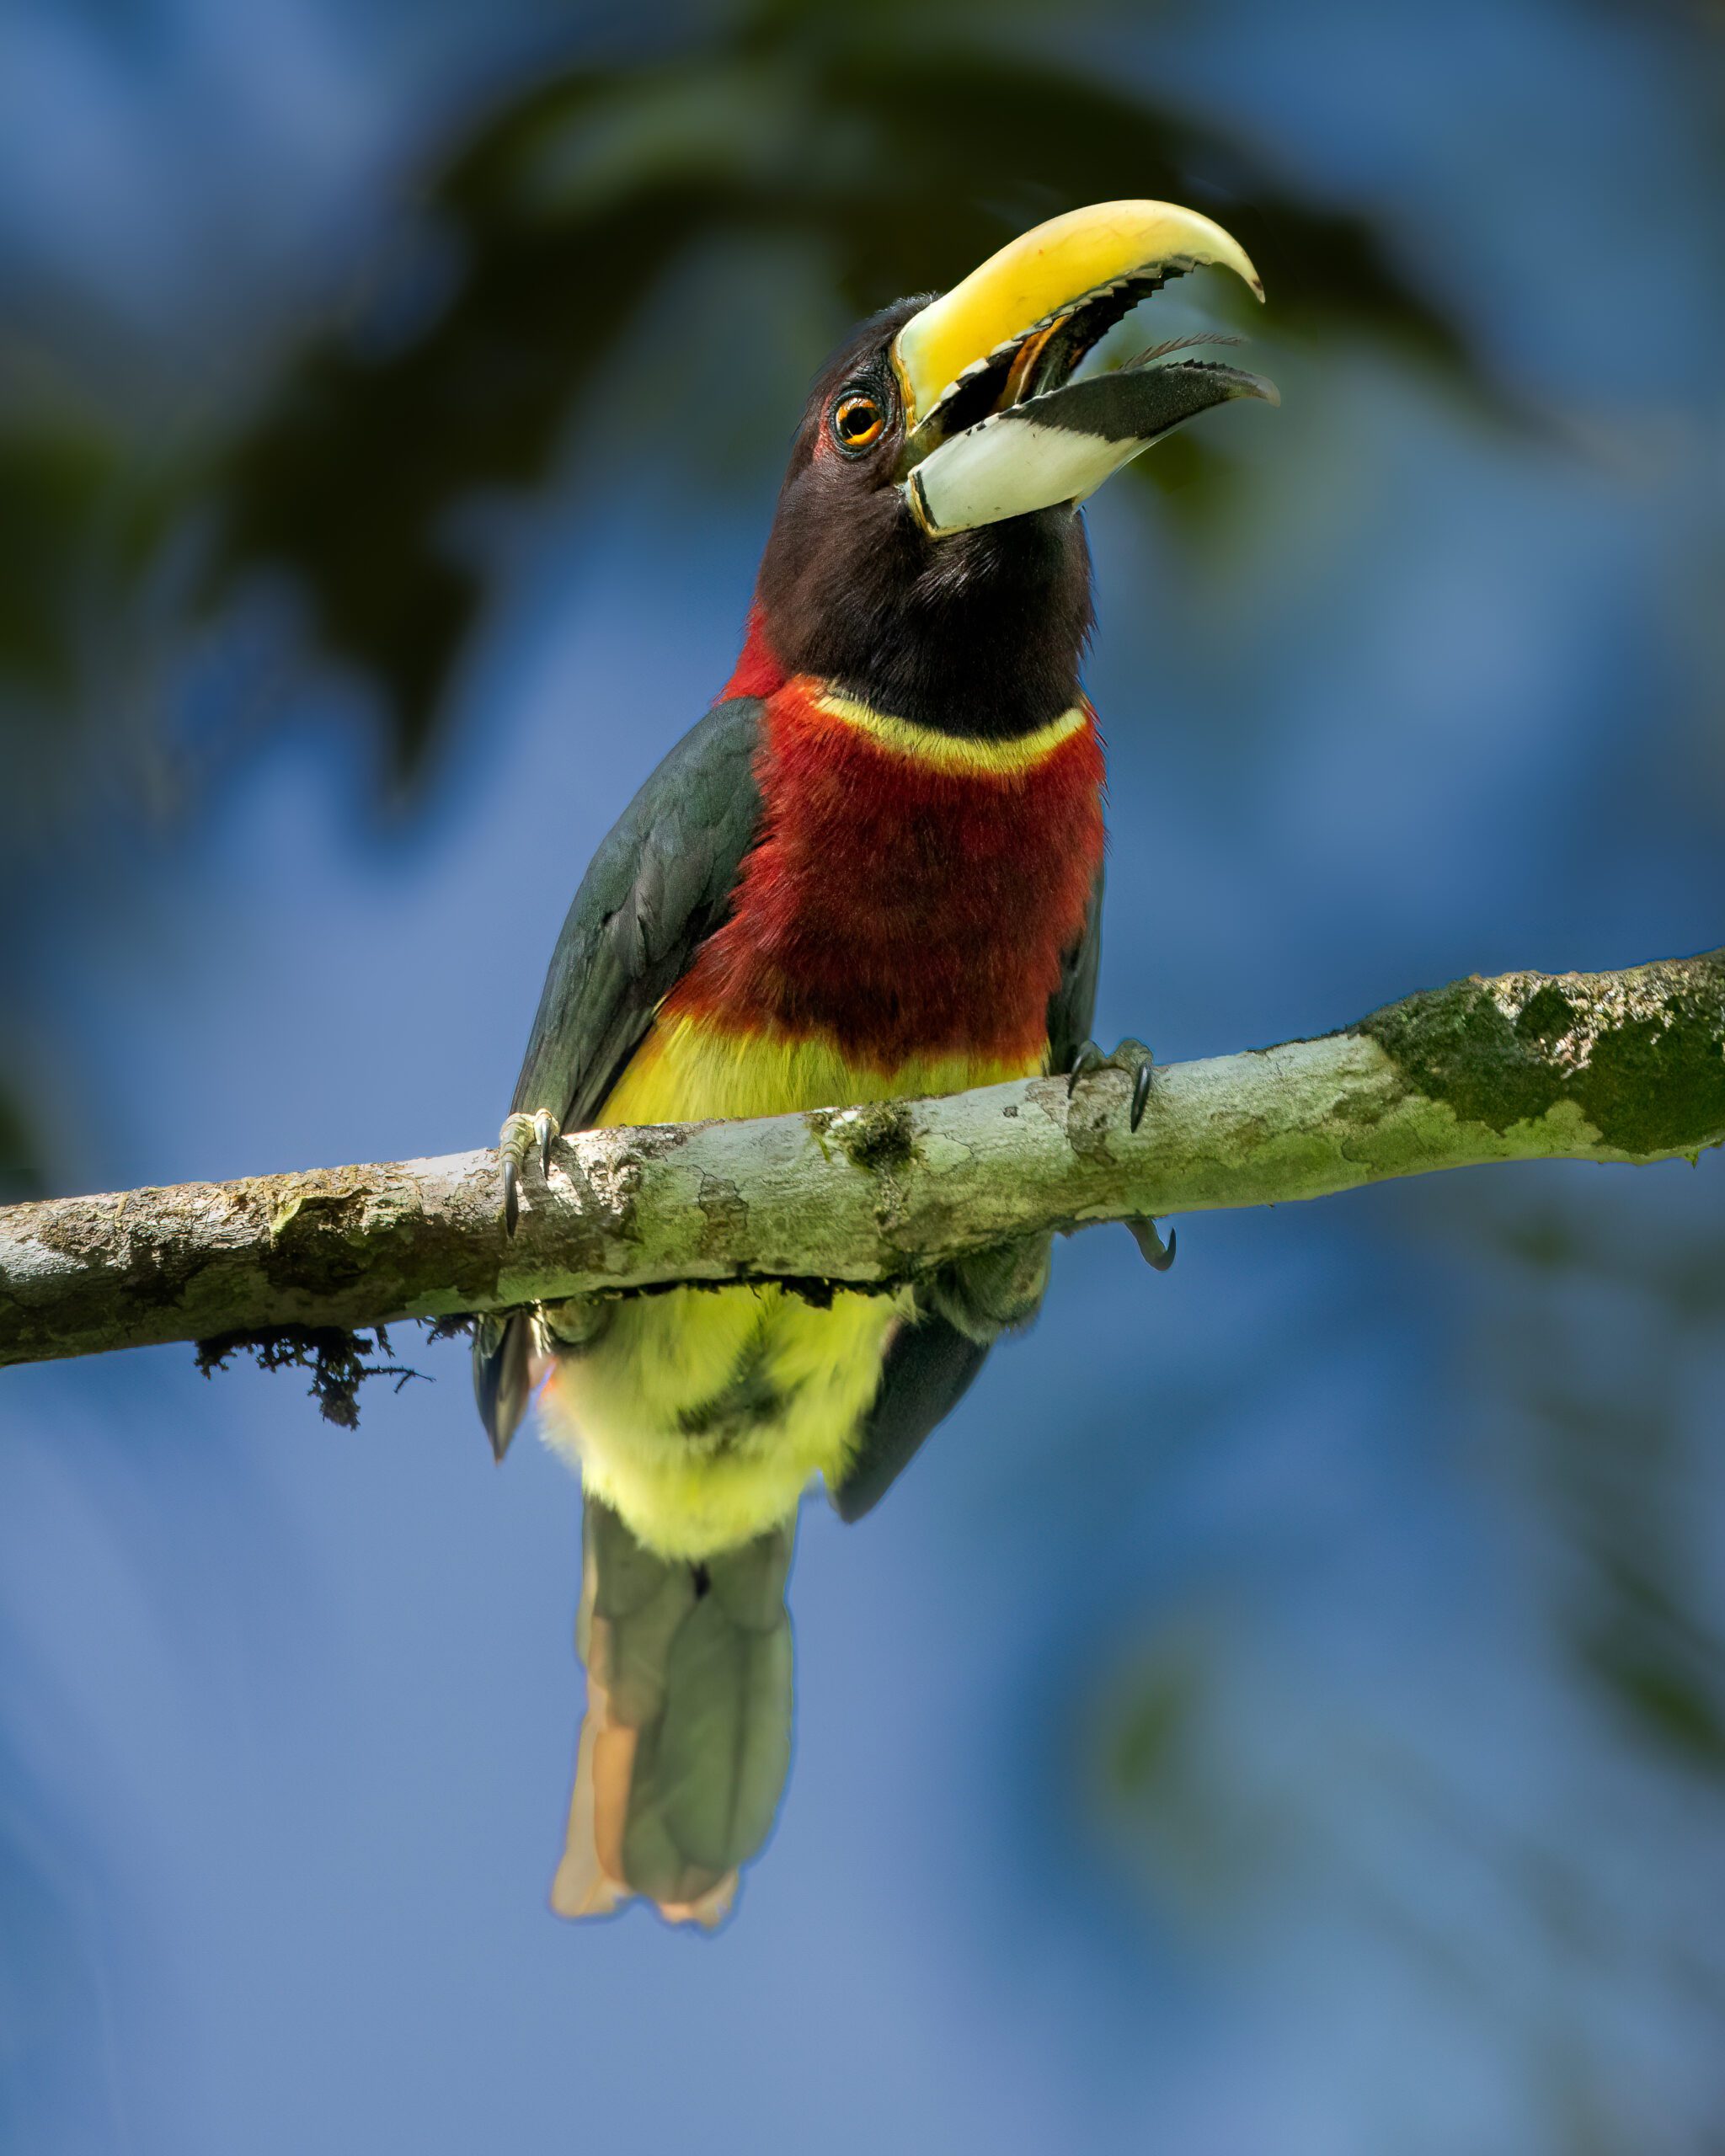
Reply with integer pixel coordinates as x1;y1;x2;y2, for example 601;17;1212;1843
669;627;1107;1074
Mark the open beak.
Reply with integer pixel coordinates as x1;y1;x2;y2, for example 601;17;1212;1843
892;200;1277;539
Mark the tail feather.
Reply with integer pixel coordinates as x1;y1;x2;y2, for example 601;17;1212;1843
552;1496;795;1926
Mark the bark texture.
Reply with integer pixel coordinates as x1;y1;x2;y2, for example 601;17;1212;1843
3;951;1722;1371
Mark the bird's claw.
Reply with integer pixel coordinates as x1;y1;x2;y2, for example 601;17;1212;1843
1130;1059;1153;1134
499;1117;531;1238
1126;1218;1177;1273
1067;1040;1107;1094
499;1108;559;1236
1067;1037;1156;1130
1067;1041;1174;1273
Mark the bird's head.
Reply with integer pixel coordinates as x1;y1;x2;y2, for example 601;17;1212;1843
754;200;1276;737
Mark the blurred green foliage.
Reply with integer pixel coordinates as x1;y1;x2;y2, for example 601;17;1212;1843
1087;1185;1725;2100
1;0;1499;808
211;2;1491;776
0;394;183;846
1496;1205;1725;1776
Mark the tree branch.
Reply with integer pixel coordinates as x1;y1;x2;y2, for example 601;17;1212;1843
3;952;1722;1371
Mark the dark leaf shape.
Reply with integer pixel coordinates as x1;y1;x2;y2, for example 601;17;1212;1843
0;405;185;852
0;424;116;705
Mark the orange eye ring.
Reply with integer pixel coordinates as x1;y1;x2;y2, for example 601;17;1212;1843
832;392;885;452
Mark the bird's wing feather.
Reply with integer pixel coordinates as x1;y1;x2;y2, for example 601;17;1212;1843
473;695;765;1456
828;1315;991;1524
830;867;1104;1521
1044;859;1105;1078
511;693;766;1130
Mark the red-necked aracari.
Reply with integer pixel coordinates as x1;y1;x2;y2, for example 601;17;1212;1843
473;200;1275;1924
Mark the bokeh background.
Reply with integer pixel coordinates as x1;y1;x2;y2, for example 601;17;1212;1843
3;1;1723;2150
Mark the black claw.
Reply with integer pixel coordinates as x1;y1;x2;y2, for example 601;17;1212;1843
1067;1040;1104;1096
1127;1218;1177;1273
498;1107;555;1239
1130;1059;1154;1133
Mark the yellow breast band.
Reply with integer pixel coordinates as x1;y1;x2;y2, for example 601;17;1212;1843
808;686;1088;776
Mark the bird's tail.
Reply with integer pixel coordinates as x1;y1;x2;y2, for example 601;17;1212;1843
551;1495;796;1927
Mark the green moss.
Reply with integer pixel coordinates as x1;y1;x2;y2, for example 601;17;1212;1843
1573;1011;1725;1155
1359;954;1725;1155
812;1098;918;1176
194;1324;425;1428
1514;980;1578;1045
1359;978;1564;1134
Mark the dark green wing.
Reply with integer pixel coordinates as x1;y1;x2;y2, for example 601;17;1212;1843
830;867;1105;1523
827;1318;991;1524
510;694;765;1129
1044;860;1105;1078
473;695;766;1452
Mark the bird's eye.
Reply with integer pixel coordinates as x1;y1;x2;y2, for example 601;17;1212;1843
832;392;885;452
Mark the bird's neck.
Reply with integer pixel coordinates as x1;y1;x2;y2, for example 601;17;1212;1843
718;607;787;702
719;605;1085;740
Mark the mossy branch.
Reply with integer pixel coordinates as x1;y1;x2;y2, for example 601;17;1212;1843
2;949;1722;1375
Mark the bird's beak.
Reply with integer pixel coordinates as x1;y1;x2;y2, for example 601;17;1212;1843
891;200;1277;539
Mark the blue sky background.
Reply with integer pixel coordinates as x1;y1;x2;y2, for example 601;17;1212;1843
2;2;1723;2151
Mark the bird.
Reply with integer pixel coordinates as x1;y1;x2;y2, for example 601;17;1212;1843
473;200;1275;1924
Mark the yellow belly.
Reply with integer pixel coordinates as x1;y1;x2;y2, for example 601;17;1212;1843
540;1012;1040;1558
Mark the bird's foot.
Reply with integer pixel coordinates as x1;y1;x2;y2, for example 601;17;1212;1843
1067;1037;1156;1131
539;1295;612;1356
1066;1040;1176;1273
499;1107;558;1236
929;1234;1054;1343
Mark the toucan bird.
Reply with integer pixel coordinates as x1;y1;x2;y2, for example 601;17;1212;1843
473;200;1275;1924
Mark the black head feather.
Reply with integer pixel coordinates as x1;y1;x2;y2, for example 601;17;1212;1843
754;302;1093;741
